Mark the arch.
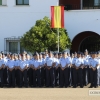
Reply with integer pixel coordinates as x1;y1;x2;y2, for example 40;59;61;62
71;31;100;52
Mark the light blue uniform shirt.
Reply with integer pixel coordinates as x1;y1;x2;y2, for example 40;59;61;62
84;57;89;66
4;58;10;66
7;60;15;69
33;60;40;68
60;57;69;68
66;57;71;65
19;60;28;69
54;58;60;67
67;57;72;64
42;58;46;65
97;58;100;64
89;58;98;68
30;59;34;65
46;57;55;66
26;59;31;67
0;59;5;67
75;58;83;67
88;57;92;66
15;60;20;67
39;59;43;66
71;57;77;64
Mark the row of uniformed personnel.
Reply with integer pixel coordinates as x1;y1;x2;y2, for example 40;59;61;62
0;50;100;88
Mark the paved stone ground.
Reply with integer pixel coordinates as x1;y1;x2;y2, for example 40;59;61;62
0;85;100;100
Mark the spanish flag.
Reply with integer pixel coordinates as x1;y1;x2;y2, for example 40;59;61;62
51;6;64;28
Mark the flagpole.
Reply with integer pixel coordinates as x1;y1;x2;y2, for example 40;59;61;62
57;28;59;52
57;0;59;53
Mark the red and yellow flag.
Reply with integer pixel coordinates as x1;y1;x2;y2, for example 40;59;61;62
51;6;64;28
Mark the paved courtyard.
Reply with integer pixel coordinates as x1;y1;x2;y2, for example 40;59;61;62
0;86;100;100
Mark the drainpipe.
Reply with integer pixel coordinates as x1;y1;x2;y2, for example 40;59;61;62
80;0;83;9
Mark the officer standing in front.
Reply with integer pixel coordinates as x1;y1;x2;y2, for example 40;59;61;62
28;54;35;87
59;51;70;87
84;49;90;85
40;53;46;87
71;52;77;86
84;52;90;86
14;54;20;87
7;54;15;87
89;52;98;88
73;52;84;88
45;51;56;87
32;52;41;87
0;53;5;87
4;52;10;85
97;51;100;86
53;52;60;86
19;54;29;87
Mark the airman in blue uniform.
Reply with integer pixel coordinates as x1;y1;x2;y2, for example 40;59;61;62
59;51;70;87
7;54;15;87
45;51;56;87
0;53;5;87
19;54;29;87
73;52;84;88
32;52;41;87
97;51;100;86
89;52;98;88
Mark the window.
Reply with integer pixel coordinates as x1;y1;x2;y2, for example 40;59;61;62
94;0;100;6
16;0;29;5
83;0;100;9
9;42;18;53
4;37;24;53
0;0;7;5
0;0;2;5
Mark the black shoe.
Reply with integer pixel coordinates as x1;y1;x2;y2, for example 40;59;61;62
73;86;76;88
94;86;97;88
59;86;63;88
29;85;33;88
8;86;11;88
18;86;22;88
84;84;87;86
89;86;93;88
32;86;37;88
25;85;28;88
46;86;49;88
39;86;42;88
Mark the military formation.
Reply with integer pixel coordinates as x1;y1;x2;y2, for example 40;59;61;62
0;49;100;88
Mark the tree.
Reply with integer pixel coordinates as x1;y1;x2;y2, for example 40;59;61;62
20;16;71;53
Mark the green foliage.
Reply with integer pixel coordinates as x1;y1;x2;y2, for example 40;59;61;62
20;16;71;53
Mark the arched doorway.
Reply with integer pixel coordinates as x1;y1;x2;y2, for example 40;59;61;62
71;31;100;53
79;36;100;52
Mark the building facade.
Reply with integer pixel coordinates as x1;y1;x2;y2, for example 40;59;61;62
0;0;100;53
60;0;100;52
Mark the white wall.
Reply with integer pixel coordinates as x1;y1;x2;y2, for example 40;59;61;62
0;0;57;52
65;9;100;41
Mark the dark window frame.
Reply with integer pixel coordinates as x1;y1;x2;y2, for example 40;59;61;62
0;0;2;5
83;0;100;9
16;0;29;5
